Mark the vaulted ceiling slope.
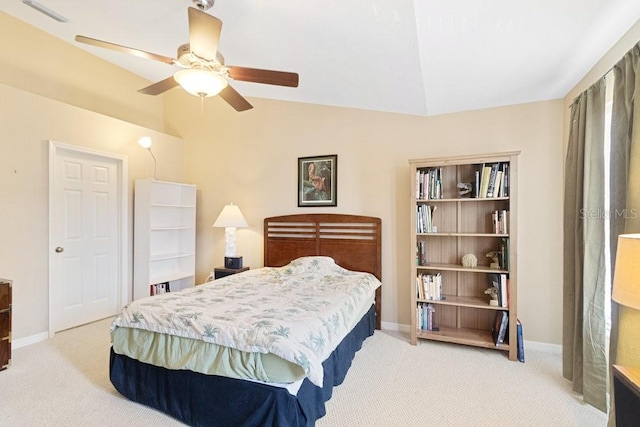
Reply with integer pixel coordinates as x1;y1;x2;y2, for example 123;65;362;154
2;0;640;116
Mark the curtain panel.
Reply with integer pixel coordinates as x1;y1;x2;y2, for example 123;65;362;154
563;78;607;412
607;39;640;425
564;39;640;417
611;41;640;366
611;41;640;238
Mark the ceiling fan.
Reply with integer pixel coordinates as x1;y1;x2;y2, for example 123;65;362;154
75;6;299;112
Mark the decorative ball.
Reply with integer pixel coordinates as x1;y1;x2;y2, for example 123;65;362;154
461;253;477;268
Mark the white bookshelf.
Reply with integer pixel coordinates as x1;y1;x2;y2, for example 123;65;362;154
134;179;196;300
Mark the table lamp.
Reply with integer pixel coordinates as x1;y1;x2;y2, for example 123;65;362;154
611;233;640;424
612;234;640;310
612;233;640;366
212;203;248;269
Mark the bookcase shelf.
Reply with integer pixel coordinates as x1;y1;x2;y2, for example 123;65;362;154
417;232;509;237
417;326;511;351
410;152;519;360
417;197;510;203
418;263;509;274
419;294;509;310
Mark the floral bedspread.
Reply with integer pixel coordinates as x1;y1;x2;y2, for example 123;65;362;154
111;256;381;387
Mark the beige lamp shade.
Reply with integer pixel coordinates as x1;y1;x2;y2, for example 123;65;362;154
213;204;248;257
612;233;640;310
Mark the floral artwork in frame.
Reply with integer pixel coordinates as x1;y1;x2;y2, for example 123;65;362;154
298;154;337;207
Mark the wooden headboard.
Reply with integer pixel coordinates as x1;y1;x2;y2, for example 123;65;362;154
264;213;382;329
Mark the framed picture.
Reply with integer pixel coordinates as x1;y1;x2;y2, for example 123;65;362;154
298;154;337;207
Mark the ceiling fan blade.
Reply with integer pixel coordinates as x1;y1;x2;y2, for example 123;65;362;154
227;66;299;87
219;85;253;112
188;7;222;61
75;35;176;65
138;76;180;95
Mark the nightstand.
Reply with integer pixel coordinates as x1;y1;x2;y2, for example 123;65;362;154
613;365;640;426
214;266;249;279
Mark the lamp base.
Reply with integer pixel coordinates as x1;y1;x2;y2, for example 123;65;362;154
225;256;243;269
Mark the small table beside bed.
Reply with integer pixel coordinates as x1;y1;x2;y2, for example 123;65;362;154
109;213;382;426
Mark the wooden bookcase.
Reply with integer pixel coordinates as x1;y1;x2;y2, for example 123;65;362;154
409;152;519;360
134;179;196;300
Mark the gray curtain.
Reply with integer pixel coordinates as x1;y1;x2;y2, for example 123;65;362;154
563;77;607;412
608;40;640;425
564;39;640;418
611;42;640;239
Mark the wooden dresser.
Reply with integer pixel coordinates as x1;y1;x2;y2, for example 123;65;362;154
0;278;11;370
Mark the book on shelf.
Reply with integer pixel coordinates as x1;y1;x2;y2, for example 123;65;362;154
475;161;510;198
479;164;491;198
416;241;427;266
416;168;443;200
492;310;508;346
494;171;503;198
487;273;508;307
150;281;171;296
416;205;437;233
501;163;509;197
500;274;508;307
501;237;510;270
486;163;499;197
494;162;509;197
517;319;525;362
416;273;443;301
492;210;509;234
492;274;501;306
474;170;480;198
417;302;438;332
501;210;508;234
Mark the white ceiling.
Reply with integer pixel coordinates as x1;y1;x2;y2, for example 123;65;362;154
2;0;640;116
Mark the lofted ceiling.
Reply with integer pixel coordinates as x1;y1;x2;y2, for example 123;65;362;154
2;0;640;116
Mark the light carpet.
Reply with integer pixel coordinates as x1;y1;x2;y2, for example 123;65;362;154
0;318;606;426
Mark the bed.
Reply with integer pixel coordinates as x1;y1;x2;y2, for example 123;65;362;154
110;213;382;426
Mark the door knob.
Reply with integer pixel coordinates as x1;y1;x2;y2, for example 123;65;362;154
55;247;64;253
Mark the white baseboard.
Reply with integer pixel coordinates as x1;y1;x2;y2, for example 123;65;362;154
382;322;562;354
525;340;562;354
12;331;49;349
381;321;409;333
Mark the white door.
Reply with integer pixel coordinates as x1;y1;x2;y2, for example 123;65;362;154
49;142;126;333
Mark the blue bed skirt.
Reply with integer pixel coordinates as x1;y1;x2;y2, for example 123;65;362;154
110;304;375;426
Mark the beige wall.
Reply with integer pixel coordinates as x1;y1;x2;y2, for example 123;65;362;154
165;92;565;344
0;11;169;135
0;12;188;341
0;84;185;341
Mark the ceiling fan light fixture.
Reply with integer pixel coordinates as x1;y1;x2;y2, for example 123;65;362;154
192;0;215;11
174;69;228;98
